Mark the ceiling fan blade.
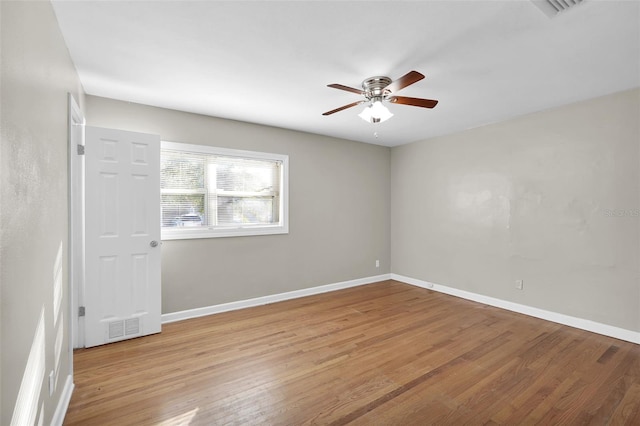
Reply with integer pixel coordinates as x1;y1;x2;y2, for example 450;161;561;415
385;71;425;93
389;96;438;109
322;100;365;116
327;83;365;95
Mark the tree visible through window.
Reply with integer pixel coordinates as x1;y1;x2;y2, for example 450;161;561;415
160;142;288;239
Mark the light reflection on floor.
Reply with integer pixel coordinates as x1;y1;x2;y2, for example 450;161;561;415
157;407;199;425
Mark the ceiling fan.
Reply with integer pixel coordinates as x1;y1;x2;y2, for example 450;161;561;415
322;70;438;123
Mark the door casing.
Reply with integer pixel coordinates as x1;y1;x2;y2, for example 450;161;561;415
68;93;85;350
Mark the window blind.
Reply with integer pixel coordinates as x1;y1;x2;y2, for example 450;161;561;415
161;149;282;229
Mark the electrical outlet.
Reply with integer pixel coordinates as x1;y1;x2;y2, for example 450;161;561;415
375;260;380;268
515;279;524;290
49;371;55;396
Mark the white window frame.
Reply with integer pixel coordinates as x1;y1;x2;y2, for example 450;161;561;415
161;141;289;240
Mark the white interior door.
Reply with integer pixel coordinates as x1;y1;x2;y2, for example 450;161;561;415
84;126;161;348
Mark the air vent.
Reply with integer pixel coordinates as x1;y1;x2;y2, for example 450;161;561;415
108;320;124;339
107;317;141;340
531;0;585;18
125;318;140;336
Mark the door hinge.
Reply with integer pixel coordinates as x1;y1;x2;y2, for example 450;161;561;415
77;144;85;155
78;306;86;317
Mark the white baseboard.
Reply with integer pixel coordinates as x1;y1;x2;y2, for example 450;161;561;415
162;274;392;324
391;273;640;345
51;375;74;426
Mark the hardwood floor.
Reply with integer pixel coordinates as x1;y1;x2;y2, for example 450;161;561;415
64;280;640;425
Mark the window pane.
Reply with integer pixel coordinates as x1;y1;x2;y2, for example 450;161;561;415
161;141;288;239
161;194;205;227
161;150;206;190
217;196;274;225
215;156;280;194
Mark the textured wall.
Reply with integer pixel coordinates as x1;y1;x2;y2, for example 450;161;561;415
86;96;391;314
1;1;84;424
391;88;640;332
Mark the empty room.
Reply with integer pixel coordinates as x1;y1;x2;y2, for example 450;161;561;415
1;0;639;424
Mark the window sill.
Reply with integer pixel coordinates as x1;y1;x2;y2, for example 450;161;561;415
161;224;289;240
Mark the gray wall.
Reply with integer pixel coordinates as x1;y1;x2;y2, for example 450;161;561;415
391;88;640;332
0;3;636;424
1;1;85;424
85;96;391;314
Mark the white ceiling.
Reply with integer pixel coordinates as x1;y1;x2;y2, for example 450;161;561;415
52;0;640;147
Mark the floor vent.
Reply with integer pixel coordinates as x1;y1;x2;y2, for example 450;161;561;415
531;0;585;18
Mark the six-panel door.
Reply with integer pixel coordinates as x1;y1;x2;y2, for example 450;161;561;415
84;126;161;347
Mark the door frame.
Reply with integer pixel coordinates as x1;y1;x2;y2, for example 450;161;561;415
68;93;85;349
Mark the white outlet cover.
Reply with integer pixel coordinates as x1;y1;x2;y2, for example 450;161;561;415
48;371;55;396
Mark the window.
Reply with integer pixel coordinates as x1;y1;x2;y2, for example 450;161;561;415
161;141;288;240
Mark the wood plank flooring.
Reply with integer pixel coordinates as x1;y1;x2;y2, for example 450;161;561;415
64;280;640;425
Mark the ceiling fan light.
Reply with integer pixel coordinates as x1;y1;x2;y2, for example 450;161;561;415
358;106;373;122
358;100;393;123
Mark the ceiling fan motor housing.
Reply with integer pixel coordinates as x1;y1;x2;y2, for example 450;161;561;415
362;76;392;101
